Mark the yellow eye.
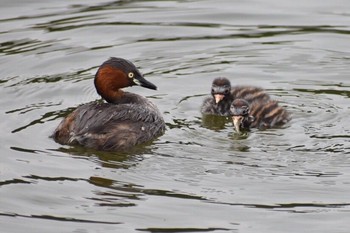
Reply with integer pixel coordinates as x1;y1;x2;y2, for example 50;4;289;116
128;72;134;79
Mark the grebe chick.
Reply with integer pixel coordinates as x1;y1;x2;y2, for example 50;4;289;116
230;99;254;133
201;77;270;116
52;57;165;151
230;98;290;133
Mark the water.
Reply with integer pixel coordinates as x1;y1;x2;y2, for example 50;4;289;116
1;0;350;232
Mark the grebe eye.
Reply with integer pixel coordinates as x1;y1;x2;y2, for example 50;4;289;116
242;108;249;115
128;72;134;79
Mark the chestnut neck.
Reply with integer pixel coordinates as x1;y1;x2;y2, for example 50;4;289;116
94;65;131;103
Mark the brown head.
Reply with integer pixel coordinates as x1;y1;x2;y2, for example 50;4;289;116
211;77;231;104
94;57;157;103
230;99;254;133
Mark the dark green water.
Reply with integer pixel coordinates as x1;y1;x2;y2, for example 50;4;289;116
1;0;350;232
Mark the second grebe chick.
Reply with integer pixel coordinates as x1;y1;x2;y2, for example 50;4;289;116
201;77;270;116
230;99;254;133
230;98;290;133
52;57;165;151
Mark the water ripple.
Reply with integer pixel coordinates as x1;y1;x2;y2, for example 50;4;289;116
0;212;121;225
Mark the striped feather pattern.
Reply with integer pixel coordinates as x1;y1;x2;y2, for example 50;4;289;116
202;77;291;130
233;99;290;130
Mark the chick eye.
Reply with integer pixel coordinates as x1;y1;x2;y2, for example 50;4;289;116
242;108;249;115
128;72;134;79
224;89;229;95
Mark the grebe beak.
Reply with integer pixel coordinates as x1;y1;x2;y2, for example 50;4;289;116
133;73;157;90
214;94;225;104
232;115;243;133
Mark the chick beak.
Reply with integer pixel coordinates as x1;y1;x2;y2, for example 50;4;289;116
214;94;225;104
232;115;244;133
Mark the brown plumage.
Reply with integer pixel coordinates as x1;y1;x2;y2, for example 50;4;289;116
201;77;270;116
52;57;165;151
230;98;291;133
201;77;290;132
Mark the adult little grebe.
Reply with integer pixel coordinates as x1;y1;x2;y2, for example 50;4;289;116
52;57;165;151
201;77;270;116
230;98;290;133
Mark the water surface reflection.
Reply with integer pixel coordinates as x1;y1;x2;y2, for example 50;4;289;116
1;0;350;232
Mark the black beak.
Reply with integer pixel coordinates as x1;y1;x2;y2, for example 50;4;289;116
133;72;157;90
